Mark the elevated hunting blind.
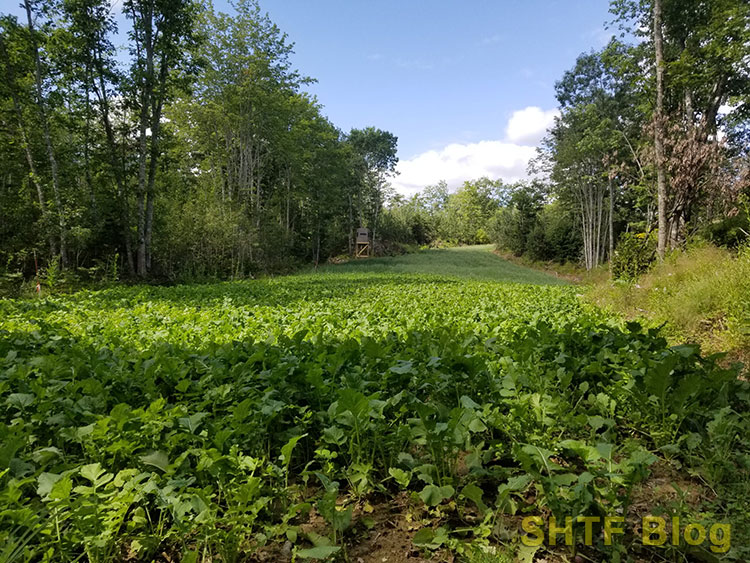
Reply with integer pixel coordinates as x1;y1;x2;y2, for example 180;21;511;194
356;228;370;258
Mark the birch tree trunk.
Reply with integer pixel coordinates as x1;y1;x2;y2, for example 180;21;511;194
133;0;152;276
144;56;168;272
653;0;668;260
24;0;67;268
577;179;607;271
93;48;135;274
608;178;614;268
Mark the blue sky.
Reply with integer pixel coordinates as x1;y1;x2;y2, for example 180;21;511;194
251;0;616;194
2;0;616;195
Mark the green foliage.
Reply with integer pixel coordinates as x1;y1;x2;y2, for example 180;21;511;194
378;195;437;248
487;184;581;264
441;178;503;245
378;178;509;251
1;249;747;560
488;208;525;256
699;210;750;249
611;231;657;281
40;257;61;291
0;0;397;280
526;204;582;263
590;242;750;356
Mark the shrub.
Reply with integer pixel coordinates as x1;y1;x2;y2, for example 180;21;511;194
490;202;581;264
611;231;656;281
526;205;581;263
698;210;749;248
488;208;526;256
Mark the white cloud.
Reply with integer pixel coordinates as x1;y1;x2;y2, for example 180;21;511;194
505;106;559;145
391;106;558;197
392;141;536;197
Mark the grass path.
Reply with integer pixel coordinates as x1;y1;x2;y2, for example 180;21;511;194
318;244;567;285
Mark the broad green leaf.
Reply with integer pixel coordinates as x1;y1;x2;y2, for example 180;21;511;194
322;426;346;445
412;527;435;546
140;451;170;472
559;439;601;463
296;545;341;559
280;433;307;468
505;474;532;491
37;472;62;498
80;463;106;483
232;398;253;421
418;484;454;506
460;483;488;514
178;412;208;433
7;393;34;409
389;361;414;374
388;467;411;488
413;526;448;549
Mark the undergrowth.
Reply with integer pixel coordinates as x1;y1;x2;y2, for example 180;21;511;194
587;243;750;360
1;266;748;562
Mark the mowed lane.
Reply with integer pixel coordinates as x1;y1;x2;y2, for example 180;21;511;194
318;244;567;285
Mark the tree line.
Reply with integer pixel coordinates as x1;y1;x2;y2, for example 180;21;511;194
0;0;398;280
2;0;748;283
376;178;580;265
384;0;749;274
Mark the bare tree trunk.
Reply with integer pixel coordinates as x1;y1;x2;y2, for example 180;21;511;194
135;101;149;273
136;110;148;277
24;0;67;268
577;179;608;271
144;57;167;273
349;195;355;256
608;178;614;269
17;121;48;221
653;0;668;260
314;219;321;266
131;0;155;277
595;186;604;266
371;185;380;257
285;166;291;233
136;184;147;276
577;185;589;270
684;89;694;126
83;64;97;224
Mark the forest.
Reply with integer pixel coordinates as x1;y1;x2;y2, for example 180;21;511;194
384;0;750;274
1;0;748;285
1;0;399;281
2;1;750;562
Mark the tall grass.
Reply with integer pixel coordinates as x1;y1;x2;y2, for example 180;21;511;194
588;243;750;359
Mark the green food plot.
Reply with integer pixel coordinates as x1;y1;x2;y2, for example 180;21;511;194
0;247;746;562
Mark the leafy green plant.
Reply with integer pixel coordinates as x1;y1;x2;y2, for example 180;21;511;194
0;270;745;561
40;256;61;293
611;231;656;281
